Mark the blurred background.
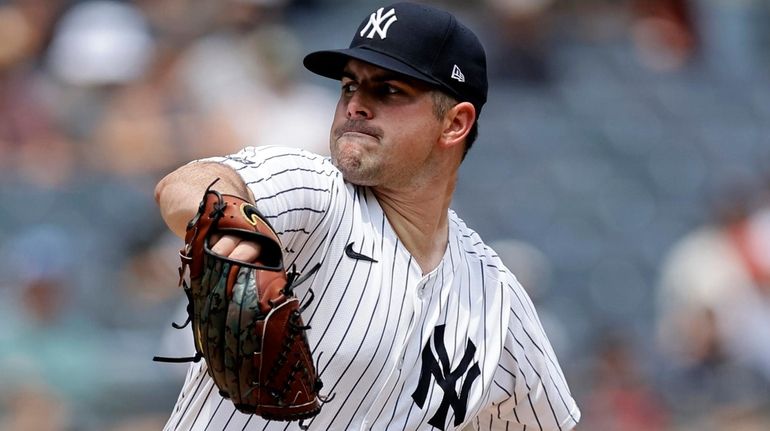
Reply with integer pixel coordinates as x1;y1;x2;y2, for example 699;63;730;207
0;0;768;429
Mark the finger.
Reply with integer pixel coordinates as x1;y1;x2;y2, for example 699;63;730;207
229;241;261;263
210;235;239;256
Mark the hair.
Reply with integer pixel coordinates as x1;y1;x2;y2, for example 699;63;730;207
431;91;479;160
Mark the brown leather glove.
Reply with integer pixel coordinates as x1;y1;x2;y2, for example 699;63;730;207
157;180;323;422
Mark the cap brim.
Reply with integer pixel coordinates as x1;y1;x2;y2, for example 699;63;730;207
303;47;445;90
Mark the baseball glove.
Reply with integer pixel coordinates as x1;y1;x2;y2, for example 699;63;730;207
155;180;324;422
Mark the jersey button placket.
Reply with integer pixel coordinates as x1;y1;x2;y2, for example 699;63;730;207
415;274;431;300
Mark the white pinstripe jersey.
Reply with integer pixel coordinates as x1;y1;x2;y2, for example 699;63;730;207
164;146;580;431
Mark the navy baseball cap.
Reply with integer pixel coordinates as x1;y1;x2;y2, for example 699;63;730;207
303;2;487;115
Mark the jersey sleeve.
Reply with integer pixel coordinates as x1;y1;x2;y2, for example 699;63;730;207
474;279;581;430
206;145;342;270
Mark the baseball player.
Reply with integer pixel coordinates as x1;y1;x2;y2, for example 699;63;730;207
154;2;580;430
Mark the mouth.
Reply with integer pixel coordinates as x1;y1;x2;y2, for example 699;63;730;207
341;131;373;139
333;121;382;141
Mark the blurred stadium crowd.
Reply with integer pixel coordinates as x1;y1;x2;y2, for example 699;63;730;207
0;0;768;429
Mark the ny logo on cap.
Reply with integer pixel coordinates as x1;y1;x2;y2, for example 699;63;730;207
360;7;398;40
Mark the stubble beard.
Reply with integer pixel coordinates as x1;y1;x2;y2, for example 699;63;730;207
330;120;386;186
332;149;381;186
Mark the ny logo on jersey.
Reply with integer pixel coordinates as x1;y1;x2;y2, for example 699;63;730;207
412;325;481;430
360;7;398;40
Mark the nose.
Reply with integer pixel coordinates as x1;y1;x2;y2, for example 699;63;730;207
346;91;373;120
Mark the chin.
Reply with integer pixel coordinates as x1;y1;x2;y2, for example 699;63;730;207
332;139;381;184
332;155;377;186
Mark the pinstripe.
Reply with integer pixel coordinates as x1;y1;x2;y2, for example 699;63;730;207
212;407;239;431
317;249;376;377
414;376;437;430
254;186;331;204
312;193;379;380
325;221;388;426
167;365;197;423
246;166;337;185
386;283;428;426
305;185;354;326
262;207;325;218
450;235;462;360
202;397;225;430
491;380;522;425
520;355;561;430
507;302;576;425
521;370;543;431
383;377;411;430
229;148;327;172
169;367;207;431
186;384;215;431
504;333;545;430
480;260;488;388
163;147;579;431
507;284;539;330
372;367;404;426
239;414;254;430
401;396;419;431
370;255;413;427
398;262;443;429
306;192;359;346
340;236;409;430
379;288;420;429
495;282;508;407
285;173;340;274
330;253;383;422
443;259;467;430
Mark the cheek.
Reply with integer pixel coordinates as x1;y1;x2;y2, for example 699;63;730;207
329;106;346;144
394;116;440;151
329;99;343;127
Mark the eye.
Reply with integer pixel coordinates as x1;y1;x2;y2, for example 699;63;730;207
341;81;358;94
384;84;401;95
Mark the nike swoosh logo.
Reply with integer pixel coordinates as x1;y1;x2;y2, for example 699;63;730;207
345;242;378;263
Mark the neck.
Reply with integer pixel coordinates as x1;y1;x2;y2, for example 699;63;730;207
373;174;456;275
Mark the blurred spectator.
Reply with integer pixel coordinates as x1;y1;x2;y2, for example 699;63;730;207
172;0;335;157
0;384;72;431
490;238;573;353
482;0;556;83
676;402;770;431
106;414;169;431
656;179;770;422
46;1;154;88
580;331;670;431
42;0;246;179
630;0;697;71
42;0;174;177
0;0;74;186
135;0;220;46
102;232;183;330
0;226;110;421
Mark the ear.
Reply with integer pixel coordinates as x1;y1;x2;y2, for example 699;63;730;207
439;101;476;151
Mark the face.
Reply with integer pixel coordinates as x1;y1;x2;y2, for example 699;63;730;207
329;59;445;188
